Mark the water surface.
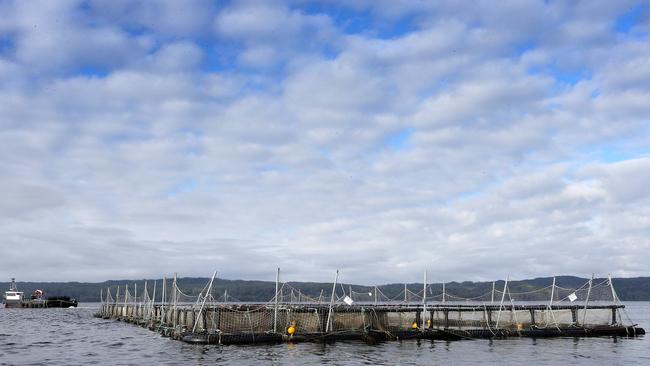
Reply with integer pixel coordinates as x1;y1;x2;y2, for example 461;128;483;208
0;302;648;365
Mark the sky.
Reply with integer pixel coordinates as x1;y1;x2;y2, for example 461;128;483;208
0;0;649;284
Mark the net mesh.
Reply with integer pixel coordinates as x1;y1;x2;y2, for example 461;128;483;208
97;274;637;339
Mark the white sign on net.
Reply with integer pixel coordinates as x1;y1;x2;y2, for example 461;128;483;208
343;296;354;305
568;292;578;302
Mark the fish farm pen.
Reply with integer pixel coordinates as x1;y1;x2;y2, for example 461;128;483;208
95;270;645;345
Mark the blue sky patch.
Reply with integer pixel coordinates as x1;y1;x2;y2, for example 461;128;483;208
76;66;110;78
514;41;536;57
301;3;417;39
615;4;647;33
383;128;414;151
167;179;199;198
529;64;592;86
0;35;15;55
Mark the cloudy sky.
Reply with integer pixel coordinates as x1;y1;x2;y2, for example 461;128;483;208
1;0;649;284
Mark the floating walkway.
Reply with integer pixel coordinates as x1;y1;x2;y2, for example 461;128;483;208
94;270;645;345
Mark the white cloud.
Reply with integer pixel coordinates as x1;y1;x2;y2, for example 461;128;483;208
0;0;649;283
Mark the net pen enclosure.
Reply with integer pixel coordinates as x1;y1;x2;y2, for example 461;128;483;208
95;270;645;345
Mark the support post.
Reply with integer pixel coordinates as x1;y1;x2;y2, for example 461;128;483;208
422;271;427;329
374;286;377;305
495;276;509;328
608;274;618;325
325;270;339;333
582;274;594;326
274;267;280;333
161;277;166;321
547;276;561;330
404;284;407;302
444;309;449;328
173;273;178;328
608;274;618;303
442;281;446;304
193;271;217;332
142;281;147;318
124;284;128;318
549;277;556;306
151;280;157;322
491;281;495;303
571;308;578;324
530;309;535;325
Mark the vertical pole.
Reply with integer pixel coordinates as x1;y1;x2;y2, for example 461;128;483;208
325;270;339;333
124;284;128;318
116;285;120;305
374;286;377;305
442;281;446;304
404;284;407;302
609;274;618;325
582;274;594;326
547;276;561;330
298;289;301;303
100;288;104;304
491;281;495;303
274;267;280;333
495;276;509;328
608;274;618;303
422;271;427;328
161;277;166;319
173;273;177;328
549;277;556;307
152;280;157;322
106;287;111;314
143;281;147;319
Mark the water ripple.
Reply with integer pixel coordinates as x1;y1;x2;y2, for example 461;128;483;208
0;303;647;365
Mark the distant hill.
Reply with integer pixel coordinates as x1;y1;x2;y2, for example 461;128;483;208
2;276;649;302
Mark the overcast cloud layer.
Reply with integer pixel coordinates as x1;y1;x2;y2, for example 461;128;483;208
1;0;649;283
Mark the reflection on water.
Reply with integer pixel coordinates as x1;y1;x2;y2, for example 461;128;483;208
0;303;648;365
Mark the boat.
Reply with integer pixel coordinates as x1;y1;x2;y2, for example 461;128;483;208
45;296;78;308
2;279;78;308
4;278;24;308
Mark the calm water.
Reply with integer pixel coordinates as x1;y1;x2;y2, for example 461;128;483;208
0;303;648;365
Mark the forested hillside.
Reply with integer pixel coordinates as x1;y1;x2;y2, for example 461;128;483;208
2;276;649;302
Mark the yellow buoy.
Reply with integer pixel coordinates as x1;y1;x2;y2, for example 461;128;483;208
411;322;418;329
516;323;524;331
426;319;431;327
287;320;297;335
